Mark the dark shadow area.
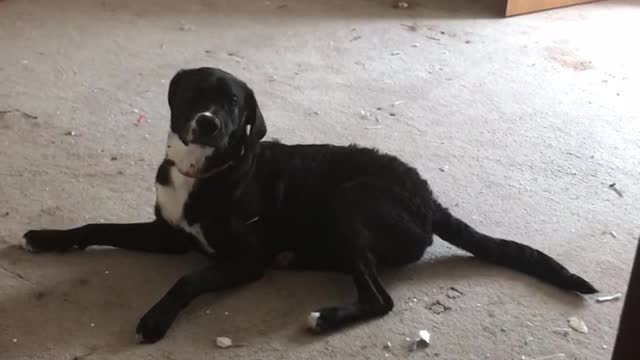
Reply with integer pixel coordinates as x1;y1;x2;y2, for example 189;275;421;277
0;244;588;358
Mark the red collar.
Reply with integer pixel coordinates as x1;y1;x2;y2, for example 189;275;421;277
176;161;233;179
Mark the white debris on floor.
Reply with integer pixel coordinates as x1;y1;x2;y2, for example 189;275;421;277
567;317;588;334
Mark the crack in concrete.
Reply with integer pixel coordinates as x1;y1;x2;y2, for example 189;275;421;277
0;264;33;284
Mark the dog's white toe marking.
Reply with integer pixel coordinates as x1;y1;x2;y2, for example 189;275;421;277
21;238;36;252
307;312;321;331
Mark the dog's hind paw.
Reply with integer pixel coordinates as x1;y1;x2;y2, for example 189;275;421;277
306;306;359;333
306;312;321;332
20;235;38;253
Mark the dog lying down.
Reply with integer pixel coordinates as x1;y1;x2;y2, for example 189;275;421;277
23;67;597;343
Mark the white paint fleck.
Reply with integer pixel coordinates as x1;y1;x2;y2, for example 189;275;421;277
216;336;233;348
596;293;622;303
418;330;431;345
568;317;588;334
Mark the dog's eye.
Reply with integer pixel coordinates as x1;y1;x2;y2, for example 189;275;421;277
230;95;238;108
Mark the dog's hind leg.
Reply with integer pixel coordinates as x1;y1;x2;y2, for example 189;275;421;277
23;220;190;254
307;250;393;332
307;179;431;332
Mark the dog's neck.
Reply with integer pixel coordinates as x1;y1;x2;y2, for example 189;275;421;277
175;161;234;179
167;135;258;186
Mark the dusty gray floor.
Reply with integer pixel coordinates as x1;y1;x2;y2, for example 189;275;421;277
1;0;639;359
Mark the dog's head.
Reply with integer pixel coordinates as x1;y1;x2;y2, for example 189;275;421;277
165;67;266;178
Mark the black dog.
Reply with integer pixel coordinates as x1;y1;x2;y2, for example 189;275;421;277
23;67;597;343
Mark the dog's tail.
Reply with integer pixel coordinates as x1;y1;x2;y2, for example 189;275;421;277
432;201;597;294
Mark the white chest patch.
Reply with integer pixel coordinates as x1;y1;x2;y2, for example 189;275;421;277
166;132;215;174
155;132;216;254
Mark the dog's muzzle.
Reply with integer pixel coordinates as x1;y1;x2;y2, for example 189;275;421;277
193;112;220;139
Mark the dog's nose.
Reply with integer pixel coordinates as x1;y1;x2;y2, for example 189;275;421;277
195;113;220;137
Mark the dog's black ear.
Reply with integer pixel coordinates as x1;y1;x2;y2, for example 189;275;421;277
244;88;267;149
168;70;185;111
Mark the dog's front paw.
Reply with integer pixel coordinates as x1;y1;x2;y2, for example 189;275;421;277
136;305;178;344
22;229;82;253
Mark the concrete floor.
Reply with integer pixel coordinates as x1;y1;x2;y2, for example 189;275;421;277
1;0;639;359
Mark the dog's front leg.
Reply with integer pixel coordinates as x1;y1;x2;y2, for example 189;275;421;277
136;257;264;343
23;220;190;254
